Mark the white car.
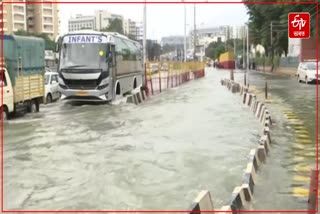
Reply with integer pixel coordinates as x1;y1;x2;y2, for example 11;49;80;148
297;61;320;84
45;72;60;104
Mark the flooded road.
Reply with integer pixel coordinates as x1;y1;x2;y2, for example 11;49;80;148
4;68;262;211
234;70;317;210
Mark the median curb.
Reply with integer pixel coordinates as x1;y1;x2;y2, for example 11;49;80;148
187;78;274;213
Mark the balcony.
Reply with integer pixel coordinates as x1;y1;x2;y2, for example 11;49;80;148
43;4;53;10
43;22;53;26
14;20;25;24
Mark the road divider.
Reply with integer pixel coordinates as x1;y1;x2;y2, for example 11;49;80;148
126;62;205;106
187;78;275;212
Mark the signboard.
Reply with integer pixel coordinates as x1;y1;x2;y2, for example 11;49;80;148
288;12;310;39
63;35;108;43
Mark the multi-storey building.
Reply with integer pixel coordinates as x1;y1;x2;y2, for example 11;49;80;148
95;10;123;31
189;25;229;50
1;0;27;34
68;14;96;32
27;0;59;39
0;0;59;40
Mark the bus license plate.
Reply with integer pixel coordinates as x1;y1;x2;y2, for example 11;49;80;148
76;91;88;96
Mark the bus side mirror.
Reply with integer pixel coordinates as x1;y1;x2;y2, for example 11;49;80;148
107;53;112;63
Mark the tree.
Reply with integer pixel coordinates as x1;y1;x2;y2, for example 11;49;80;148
15;30;56;51
244;1;319;58
161;44;177;54
205;41;226;60
101;18;124;34
146;40;161;61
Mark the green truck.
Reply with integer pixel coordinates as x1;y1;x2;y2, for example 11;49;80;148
1;35;45;120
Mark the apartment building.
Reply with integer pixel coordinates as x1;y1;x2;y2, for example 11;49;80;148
1;0;27;34
68;14;96;32
0;0;59;39
95;10;123;31
26;0;59;39
189;25;229;49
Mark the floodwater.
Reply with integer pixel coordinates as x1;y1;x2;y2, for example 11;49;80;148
234;70;317;210
4;68;263;211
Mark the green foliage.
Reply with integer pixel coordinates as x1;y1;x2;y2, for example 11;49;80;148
147;40;161;61
205;39;244;60
14;30;56;51
244;1;319;57
255;55;280;67
205;41;225;60
101;18;124;34
161;44;177;54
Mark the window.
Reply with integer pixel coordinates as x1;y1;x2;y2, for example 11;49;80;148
51;75;58;84
0;71;7;87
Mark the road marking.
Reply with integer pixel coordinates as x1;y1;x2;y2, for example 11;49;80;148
296;134;311;139
292;144;306;150
295;139;313;144
282;110;314;199
292;187;309;197
293;175;310;182
295;130;309;134
294;165;310;172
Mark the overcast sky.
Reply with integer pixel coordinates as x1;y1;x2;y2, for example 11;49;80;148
59;0;249;41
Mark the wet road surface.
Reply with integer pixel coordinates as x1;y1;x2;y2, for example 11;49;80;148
234;69;317;210
4;68;261;211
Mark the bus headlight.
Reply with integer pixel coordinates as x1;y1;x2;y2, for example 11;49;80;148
97;84;109;90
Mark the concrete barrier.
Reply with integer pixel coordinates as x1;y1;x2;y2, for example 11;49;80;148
263;127;272;145
243;162;256;194
126;90;147;105
217;205;232;214
255;103;265;119
218;78;275;212
248;149;261;170
257;145;267;163
230;186;247;210
242;92;247;104
188;190;214;213
259;135;270;155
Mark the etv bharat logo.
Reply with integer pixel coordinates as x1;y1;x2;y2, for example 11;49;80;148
288;12;310;39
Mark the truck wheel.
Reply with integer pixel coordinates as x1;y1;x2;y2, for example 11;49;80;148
46;94;52;104
29;100;38;113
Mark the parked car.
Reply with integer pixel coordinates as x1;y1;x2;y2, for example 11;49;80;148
45;72;60;104
296;61;320;84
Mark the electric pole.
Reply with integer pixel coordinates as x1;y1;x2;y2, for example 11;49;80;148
143;1;147;87
270;21;274;72
193;4;196;61
246;24;249;83
184;1;187;62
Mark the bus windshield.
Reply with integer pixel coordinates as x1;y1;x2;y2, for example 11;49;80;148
59;43;108;70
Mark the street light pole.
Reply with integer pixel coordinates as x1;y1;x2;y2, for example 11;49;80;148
246;23;249;83
193;4;196;61
243;26;245;70
270;21;274;71
184;2;187;62
143;1;147;87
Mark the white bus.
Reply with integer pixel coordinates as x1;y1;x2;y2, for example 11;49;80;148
56;30;143;102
